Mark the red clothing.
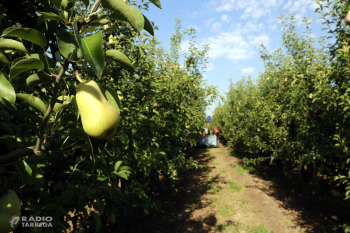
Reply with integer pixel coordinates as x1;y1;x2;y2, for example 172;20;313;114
214;126;220;133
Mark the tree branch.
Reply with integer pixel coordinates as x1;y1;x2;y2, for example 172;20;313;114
0;139;61;165
34;60;70;156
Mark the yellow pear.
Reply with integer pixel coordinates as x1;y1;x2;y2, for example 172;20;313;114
76;80;120;139
0;189;21;233
117;91;123;102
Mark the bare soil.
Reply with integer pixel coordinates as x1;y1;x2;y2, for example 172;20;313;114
101;139;350;233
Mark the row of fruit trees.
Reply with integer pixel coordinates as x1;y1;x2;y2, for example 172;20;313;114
210;1;350;232
0;0;220;232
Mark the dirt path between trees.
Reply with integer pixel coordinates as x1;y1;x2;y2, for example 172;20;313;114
106;140;350;233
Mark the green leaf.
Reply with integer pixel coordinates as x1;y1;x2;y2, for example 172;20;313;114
26;72;55;88
88;19;110;26
10;58;44;79
114;161;123;171
111;171;128;180
88;14;108;26
119;170;131;175
37;12;63;25
105;49;134;74
16;93;47;115
127;4;144;34
97;175;108;181
102;0;138;32
0;52;10;67
84;26;97;33
143;14;154;36
91;212;101;233
119;166;134;172
80;30;105;80
1;27;47;49
56;31;83;62
103;85;121;114
138;46;144;57
0;122;13;135
29;53;56;68
12;160;32;185
53;95;75;113
60;0;68;8
149;0;162;9
0;39;28;53
0;71;16;107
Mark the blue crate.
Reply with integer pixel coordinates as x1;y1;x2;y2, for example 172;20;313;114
198;136;208;148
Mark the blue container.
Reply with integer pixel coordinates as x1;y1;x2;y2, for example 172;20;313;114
198;136;208;148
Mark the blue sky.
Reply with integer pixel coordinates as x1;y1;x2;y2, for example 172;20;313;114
142;0;337;117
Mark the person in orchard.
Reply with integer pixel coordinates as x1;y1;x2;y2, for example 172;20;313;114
214;125;220;147
206;115;211;127
202;126;207;136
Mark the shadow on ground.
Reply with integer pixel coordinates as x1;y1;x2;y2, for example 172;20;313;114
106;147;221;233
102;137;349;233
228;145;350;233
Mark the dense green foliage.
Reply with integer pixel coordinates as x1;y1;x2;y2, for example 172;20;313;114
211;2;350;232
0;0;218;232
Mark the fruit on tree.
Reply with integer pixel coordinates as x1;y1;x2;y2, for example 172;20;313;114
309;93;313;99
76;80;120;139
211;94;214;97
103;24;109;31
108;35;115;45
0;189;21;233
345;11;350;25
117;91;123;102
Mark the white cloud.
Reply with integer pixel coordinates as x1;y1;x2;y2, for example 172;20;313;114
241;67;256;74
258;23;264;30
202;31;259;63
204;17;216;26
205;62;216;71
268;24;277;30
207;0;283;21
216;1;235;12
212;22;222;31
248;34;271;48
309;32;317;39
220;14;231;23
